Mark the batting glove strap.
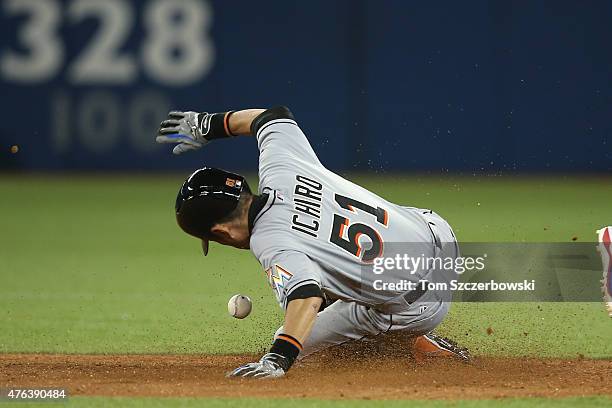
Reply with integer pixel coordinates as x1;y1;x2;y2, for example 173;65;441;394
198;111;235;140
269;334;302;371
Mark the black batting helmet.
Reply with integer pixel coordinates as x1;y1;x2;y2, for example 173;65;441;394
175;167;249;255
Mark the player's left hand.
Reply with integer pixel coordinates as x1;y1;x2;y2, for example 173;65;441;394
227;353;287;378
156;111;210;155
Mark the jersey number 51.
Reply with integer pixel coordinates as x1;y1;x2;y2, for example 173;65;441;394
329;194;388;263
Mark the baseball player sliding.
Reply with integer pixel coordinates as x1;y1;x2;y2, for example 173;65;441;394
156;106;470;378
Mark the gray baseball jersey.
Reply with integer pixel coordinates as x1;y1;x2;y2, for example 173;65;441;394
249;116;451;314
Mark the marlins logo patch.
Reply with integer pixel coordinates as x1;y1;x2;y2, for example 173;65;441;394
265;265;293;301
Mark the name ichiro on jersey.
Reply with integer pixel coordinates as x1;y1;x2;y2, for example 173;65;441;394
291;174;324;238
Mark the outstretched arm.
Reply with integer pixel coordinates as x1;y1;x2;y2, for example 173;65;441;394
156;106;319;163
156;108;264;154
228;296;322;379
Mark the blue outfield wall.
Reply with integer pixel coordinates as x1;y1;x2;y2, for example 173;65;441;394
0;0;610;172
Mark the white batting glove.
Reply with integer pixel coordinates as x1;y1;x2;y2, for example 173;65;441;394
227;353;287;379
156;111;211;155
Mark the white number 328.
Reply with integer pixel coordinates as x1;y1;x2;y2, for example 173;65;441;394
1;0;214;86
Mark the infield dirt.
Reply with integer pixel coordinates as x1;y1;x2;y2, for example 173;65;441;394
2;351;611;400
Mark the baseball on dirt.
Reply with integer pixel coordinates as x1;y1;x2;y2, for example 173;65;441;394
228;294;252;319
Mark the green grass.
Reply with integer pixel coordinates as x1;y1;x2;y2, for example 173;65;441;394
6;396;612;408
2;174;611;407
0;174;611;357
